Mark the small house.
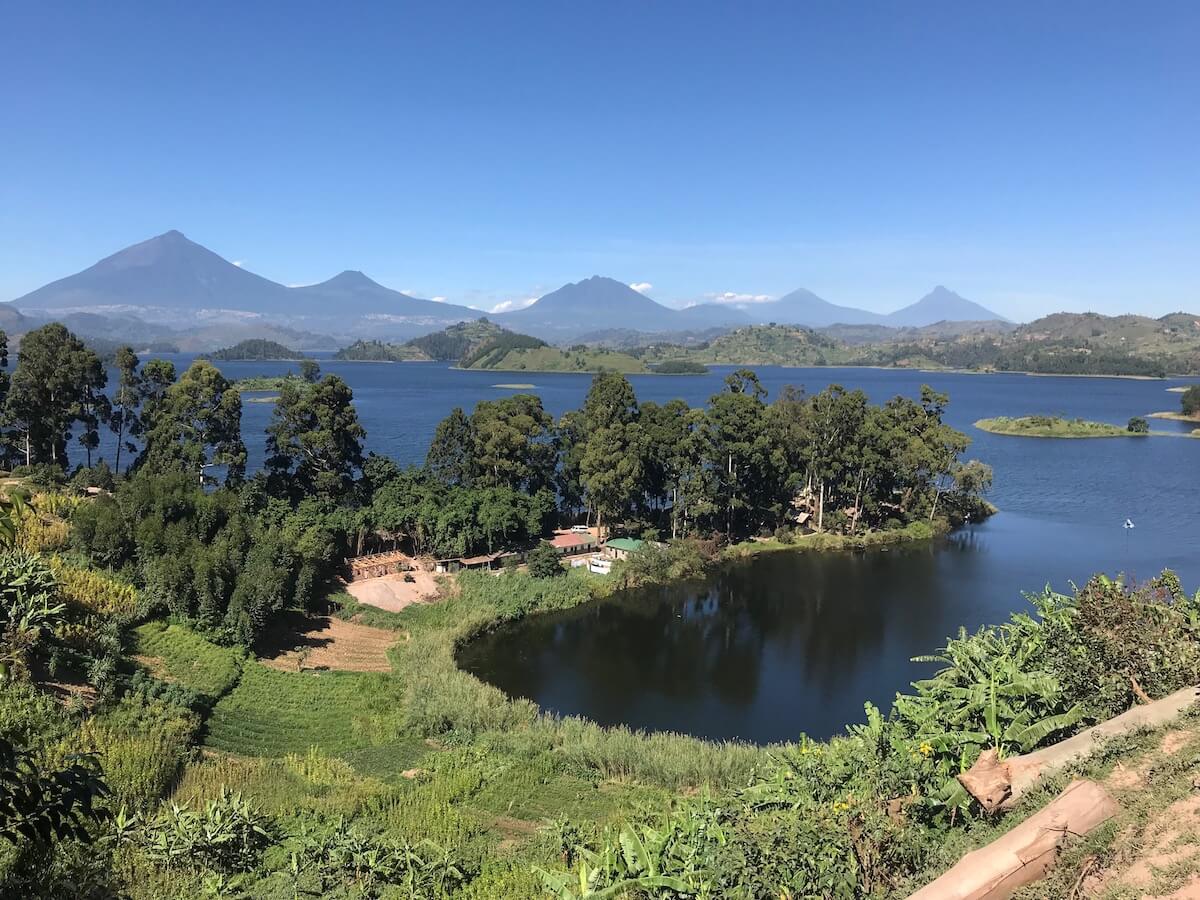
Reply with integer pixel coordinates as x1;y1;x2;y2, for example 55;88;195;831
603;537;645;560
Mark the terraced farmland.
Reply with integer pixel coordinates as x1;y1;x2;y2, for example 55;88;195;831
204;660;408;758
133;621;245;700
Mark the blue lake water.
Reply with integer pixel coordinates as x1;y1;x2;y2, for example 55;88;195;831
110;357;1200;742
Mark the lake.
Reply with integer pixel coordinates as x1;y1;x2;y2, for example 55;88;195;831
154;357;1200;742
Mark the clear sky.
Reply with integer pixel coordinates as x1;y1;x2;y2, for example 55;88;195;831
2;1;1197;320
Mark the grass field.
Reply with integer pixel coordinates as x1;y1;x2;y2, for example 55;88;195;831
133;621;245;700
975;415;1137;438
204;660;412;759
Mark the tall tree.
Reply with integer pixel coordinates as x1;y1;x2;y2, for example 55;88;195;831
138;360;246;483
425;407;474;487
4;324;105;468
703;369;775;535
578;373;645;536
470;394;557;493
108;347;143;473
265;374;365;499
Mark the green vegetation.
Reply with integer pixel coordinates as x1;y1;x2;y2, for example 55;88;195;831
408;318;508;361
975;415;1143;438
335;319;509;362
458;333;654;374
332;338;428;361
13;319;1199;897
649;359;709;374
639;324;852;368
230;374;293;391
1183;385;1200;416
205;661;410;757
207;339;304;360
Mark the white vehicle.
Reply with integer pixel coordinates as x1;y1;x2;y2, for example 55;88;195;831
571;524;590;533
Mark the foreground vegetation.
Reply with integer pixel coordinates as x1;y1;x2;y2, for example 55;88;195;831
5;473;1199;897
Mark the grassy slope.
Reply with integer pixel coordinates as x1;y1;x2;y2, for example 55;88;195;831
975;416;1136;438
462;345;651;373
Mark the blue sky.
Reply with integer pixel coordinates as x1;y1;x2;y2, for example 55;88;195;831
2;1;1197;320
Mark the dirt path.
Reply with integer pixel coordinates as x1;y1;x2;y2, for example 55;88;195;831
345;569;442;612
1074;726;1200;898
257;614;397;673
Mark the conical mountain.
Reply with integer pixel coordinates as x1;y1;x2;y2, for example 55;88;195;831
496;276;683;338
12;230;293;313
885;286;1005;326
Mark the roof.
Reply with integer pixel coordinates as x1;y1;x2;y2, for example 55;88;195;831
605;538;645;552
550;531;593;549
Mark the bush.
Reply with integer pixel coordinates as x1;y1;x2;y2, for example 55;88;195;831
1183;385;1200;416
525;542;564;578
1127;416;1150;433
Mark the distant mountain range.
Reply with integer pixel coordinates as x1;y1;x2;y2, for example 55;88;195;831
3;230;1008;348
724;285;1006;328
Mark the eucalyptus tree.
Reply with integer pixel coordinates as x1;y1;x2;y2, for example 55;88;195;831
425;407;474;487
469;394;557;493
578;373;646;536
138;360;246;483
266;373;365;500
108;346;143;473
4;323;105;468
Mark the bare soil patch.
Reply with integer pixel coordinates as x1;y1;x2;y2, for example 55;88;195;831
345;568;442;612
257;612;396;673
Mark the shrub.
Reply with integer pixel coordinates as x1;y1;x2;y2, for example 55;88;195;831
1127;416;1150;433
525;542;564;578
1182;385;1200;416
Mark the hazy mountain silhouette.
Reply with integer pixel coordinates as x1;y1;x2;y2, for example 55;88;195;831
739;285;1004;328
745;288;886;327
496;276;683;337
884;286;1005;326
10;230;477;323
289;270;476;319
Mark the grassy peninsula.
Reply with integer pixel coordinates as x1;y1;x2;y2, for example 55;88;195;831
975;415;1146;438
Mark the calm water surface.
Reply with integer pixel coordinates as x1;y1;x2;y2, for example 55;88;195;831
150;358;1200;742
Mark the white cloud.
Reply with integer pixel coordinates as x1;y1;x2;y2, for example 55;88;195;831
232;260;246;268
431;296;447;303
630;282;653;294
706;291;774;305
489;297;538;314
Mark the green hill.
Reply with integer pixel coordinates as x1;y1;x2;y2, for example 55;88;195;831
333;339;428;362
407;318;507;361
640;324;852;367
459;334;650;373
208;339;304;360
335;319;508;362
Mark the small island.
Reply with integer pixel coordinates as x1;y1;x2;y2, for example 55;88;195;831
334;319;507;362
332;339;428;362
975;415;1149;438
1149;385;1200;423
650;359;709;374
207;339;306;361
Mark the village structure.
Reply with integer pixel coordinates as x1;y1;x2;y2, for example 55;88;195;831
341;526;650;612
